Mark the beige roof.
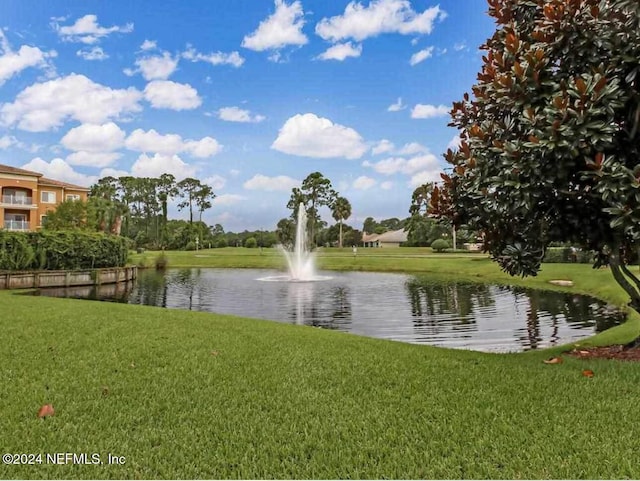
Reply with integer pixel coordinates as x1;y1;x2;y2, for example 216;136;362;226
0;163;43;177
363;229;408;243
39;177;90;191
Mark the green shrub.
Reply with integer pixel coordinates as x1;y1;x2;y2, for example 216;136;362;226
0;232;35;270
543;247;593;264
0;230;128;271
431;239;450;253
185;241;196;251
216;238;228;248
244;237;258;248
155;253;169;270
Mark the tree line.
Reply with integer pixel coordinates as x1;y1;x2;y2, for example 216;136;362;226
44;169;463;250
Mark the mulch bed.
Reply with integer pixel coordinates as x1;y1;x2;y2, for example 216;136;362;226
566;345;640;361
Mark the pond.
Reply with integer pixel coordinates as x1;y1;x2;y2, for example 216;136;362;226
32;268;625;352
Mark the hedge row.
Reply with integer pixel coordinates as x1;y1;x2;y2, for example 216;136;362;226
0;230;128;271
542;247;593;264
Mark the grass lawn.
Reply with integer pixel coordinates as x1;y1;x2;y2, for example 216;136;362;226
2;248;640;478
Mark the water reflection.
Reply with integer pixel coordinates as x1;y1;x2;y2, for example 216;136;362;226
404;279;624;350
274;281;352;329
31;268;625;352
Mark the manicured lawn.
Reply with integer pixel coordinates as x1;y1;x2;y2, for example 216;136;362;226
2;249;640;478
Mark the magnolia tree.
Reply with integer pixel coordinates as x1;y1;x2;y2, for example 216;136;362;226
434;0;640;310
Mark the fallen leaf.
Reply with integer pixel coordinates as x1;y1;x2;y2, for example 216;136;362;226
210;350;220;356
543;357;563;364
101;386;110;397
130;362;136;369
582;369;595;378
37;404;55;418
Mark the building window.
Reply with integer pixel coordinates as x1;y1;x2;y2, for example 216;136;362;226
40;215;48;227
41;191;56;203
66;194;81;201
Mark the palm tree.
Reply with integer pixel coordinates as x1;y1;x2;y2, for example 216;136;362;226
331;196;352;248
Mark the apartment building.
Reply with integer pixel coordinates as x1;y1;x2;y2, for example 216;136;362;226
0;163;89;231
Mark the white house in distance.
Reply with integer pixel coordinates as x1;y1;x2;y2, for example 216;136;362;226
362;229;408;248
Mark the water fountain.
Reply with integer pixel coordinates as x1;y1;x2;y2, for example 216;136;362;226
259;203;330;282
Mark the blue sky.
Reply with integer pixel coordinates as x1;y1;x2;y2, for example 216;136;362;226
0;0;494;231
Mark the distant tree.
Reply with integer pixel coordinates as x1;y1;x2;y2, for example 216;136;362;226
331;196;352;248
287;172;336;247
438;0;640;311
157;173;178;246
210;223;225;236
409;183;434;218
379;217;403;231
276;218;296;249
363;216;377;234
177;178;202;224
195;184;215;222
43;199;88;230
343;227;362;247
405;215;431;247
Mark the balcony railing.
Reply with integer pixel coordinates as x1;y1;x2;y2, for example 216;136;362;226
3;220;30;231
2;195;33;205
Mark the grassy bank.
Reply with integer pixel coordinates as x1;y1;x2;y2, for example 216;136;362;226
2;248;640;478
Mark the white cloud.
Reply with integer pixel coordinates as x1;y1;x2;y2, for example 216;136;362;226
371;139;394;155
454;42;467;51
184;137;223;158
55;14;133;44
242;0;308;54
182;46;244;68
272;113;367;159
316;0;446;42
185;137;222;159
353;175;376;190
0;135;23;150
76;46;108;60
202;175;227;190
0;30;56;85
218;106;265;123
125;128;183;155
66;151;121;168
0;135;38;152
229;169;241;177
409;46;434;66
411;103;449;119
387;97;405;112
363;153;439;175
1;74;143;132
135;52;179;80
131;153;197;179
380;180;393;190
212;194;246;206
143;80;201;110
140;39;157;51
22;157;96;186
125;128;222;158
100;167;129;178
409;169;442;187
398;142;428;155
60;122;125;152
243;173;300;191
446;134;461;151
316;42;362;61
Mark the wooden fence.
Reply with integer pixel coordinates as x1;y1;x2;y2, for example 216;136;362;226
0;266;137;290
